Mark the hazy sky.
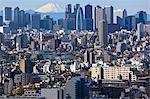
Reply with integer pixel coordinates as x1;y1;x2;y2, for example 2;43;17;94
0;0;149;14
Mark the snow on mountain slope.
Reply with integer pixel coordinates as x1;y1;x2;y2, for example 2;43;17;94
35;3;63;13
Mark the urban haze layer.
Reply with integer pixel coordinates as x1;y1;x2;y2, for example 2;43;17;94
0;1;149;99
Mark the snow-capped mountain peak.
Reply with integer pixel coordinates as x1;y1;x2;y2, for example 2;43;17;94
35;3;63;13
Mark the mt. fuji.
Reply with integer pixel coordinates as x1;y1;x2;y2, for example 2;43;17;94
35;3;63;13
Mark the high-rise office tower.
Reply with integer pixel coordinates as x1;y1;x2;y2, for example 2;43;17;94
32;13;41;30
76;7;84;32
74;4;80;14
4;7;12;21
65;4;76;31
117;16;123;27
14;7;20;28
114;9;124;28
66;15;76;30
85;4;93;31
19;10;25;27
40;16;53;30
65;4;72;19
66;4;72;15
25;13;30;26
98;20;108;46
94;6;104;31
125;16;136;31
123;9;127;19
122;9;127;27
85;4;92;19
114;9;123;24
0;16;3;26
136;11;147;24
104;6;113;24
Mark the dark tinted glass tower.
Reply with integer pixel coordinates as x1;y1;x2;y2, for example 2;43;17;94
19;10;25;27
136;11;147;24
32;13;41;30
85;4;93;31
85;4;92;19
14;7;20;28
66;4;72;13
74;4;80;14
25;13;30;26
125;16;136;31
4;7;12;21
65;4;76;31
122;9;127;28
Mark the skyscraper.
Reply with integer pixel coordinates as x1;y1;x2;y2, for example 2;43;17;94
74;4;80;14
85;4;92;19
122;9;127;28
14;7;20;28
98;20;108;46
4;7;12;21
123;9;127;19
32;13;41;30
40;16;53;30
85;4;93;31
94;6;104;31
25;13;31;26
19;10;25;27
114;9;123;24
136;11;147;24
76;7;84;32
66;4;72;14
125;16;136;31
65;4;72;19
104;6;113;24
65;4;76;31
66;15;76;30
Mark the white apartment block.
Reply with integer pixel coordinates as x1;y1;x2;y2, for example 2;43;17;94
103;66;137;81
91;66;137;81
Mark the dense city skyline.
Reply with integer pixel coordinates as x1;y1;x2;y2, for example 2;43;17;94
0;0;150;14
0;1;150;99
